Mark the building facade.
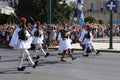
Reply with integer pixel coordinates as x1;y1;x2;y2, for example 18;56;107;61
70;0;120;23
0;1;14;15
83;0;120;23
0;0;18;7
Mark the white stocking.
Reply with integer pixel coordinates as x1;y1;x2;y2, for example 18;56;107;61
18;50;24;68
83;44;88;55
38;44;46;55
24;49;35;66
33;44;39;57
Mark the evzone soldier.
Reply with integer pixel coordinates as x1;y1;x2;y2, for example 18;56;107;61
9;17;37;71
58;29;77;62
57;22;68;55
79;23;100;57
32;21;49;60
57;22;73;55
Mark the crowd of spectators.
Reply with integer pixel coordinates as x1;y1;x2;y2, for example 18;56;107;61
0;22;120;48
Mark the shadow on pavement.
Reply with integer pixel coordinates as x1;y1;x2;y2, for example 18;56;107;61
0;67;31;74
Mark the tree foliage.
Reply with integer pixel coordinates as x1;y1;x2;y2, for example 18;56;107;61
84;15;98;23
6;13;19;23
98;18;105;24
15;0;73;24
15;0;44;24
52;0;73;23
0;13;9;24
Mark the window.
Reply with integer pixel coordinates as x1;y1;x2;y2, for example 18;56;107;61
90;2;94;10
10;2;13;7
103;2;106;9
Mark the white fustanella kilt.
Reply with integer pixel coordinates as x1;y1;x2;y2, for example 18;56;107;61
9;26;33;50
32;36;43;44
58;38;72;51
14;36;33;49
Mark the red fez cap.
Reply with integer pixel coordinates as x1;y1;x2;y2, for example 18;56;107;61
20;17;26;23
36;21;41;26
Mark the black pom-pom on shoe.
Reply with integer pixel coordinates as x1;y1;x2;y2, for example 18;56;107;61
32;60;39;69
83;54;89;57
58;53;62;55
32;64;37;69
45;53;50;58
32;61;38;69
96;50;100;55
17;66;26;71
35;60;39;65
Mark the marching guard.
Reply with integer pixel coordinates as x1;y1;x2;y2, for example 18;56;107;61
58;29;77;62
9;17;37;71
32;21;49;60
79;23;99;57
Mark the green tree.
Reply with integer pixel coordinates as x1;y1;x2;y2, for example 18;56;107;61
7;13;19;23
84;15;98;23
0;13;9;24
52;0;73;23
15;0;46;23
98;18;105;24
15;0;73;24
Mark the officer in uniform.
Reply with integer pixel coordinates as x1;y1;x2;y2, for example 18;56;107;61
79;23;99;57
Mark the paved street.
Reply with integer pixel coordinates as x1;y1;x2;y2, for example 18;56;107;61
0;49;120;80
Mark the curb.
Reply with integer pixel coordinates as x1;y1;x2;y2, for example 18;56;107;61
0;45;120;53
48;47;120;53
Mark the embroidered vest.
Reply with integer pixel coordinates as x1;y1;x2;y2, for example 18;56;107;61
18;26;28;40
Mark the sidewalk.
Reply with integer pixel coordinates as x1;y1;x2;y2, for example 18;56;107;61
49;43;120;53
71;43;120;52
49;37;120;53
